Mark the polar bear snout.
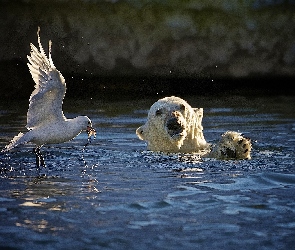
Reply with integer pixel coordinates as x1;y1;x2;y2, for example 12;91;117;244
166;117;184;136
165;111;186;139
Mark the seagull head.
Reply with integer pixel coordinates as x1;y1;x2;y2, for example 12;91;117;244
76;116;96;138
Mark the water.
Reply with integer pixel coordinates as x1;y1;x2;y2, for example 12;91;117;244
0;95;295;250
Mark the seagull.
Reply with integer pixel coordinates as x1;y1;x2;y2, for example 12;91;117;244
1;27;96;168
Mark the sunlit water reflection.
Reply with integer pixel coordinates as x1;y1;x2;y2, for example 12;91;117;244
0;96;294;249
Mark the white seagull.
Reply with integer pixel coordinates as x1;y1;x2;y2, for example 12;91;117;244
1;27;96;168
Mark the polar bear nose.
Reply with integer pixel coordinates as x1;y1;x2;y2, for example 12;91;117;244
167;117;182;131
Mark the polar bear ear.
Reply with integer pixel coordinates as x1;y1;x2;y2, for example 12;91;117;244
136;126;145;140
193;108;203;118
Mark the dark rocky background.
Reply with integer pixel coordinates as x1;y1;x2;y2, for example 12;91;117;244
1;0;295;100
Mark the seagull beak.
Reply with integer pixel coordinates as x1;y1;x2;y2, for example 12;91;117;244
86;125;96;138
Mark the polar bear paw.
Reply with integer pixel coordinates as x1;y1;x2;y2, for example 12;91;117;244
210;131;252;160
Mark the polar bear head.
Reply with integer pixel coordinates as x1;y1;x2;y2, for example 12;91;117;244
136;96;208;153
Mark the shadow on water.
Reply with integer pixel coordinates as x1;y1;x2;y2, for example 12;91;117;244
0;95;295;249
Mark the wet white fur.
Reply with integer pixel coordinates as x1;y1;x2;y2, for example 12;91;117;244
136;96;251;159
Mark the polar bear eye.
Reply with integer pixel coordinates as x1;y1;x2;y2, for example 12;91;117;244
155;109;162;116
179;104;185;111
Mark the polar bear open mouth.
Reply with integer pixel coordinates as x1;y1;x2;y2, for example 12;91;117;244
165;117;185;139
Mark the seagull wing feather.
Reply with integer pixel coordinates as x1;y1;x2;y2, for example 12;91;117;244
26;28;66;130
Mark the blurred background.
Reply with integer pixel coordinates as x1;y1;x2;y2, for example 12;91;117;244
1;0;295;100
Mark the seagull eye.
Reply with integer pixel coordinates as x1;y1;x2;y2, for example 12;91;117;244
155;109;162;116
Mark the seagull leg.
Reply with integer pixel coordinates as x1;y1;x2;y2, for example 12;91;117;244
33;147;46;169
33;147;40;169
38;147;46;168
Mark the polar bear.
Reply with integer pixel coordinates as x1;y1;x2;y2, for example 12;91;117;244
136;96;251;160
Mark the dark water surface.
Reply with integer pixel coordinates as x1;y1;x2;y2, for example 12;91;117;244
0;95;295;250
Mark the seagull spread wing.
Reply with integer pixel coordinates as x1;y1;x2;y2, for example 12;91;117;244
26;27;66;130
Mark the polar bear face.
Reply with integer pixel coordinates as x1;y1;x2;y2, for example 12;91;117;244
136;96;208;153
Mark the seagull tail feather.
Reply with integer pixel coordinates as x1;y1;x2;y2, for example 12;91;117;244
1;132;26;152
